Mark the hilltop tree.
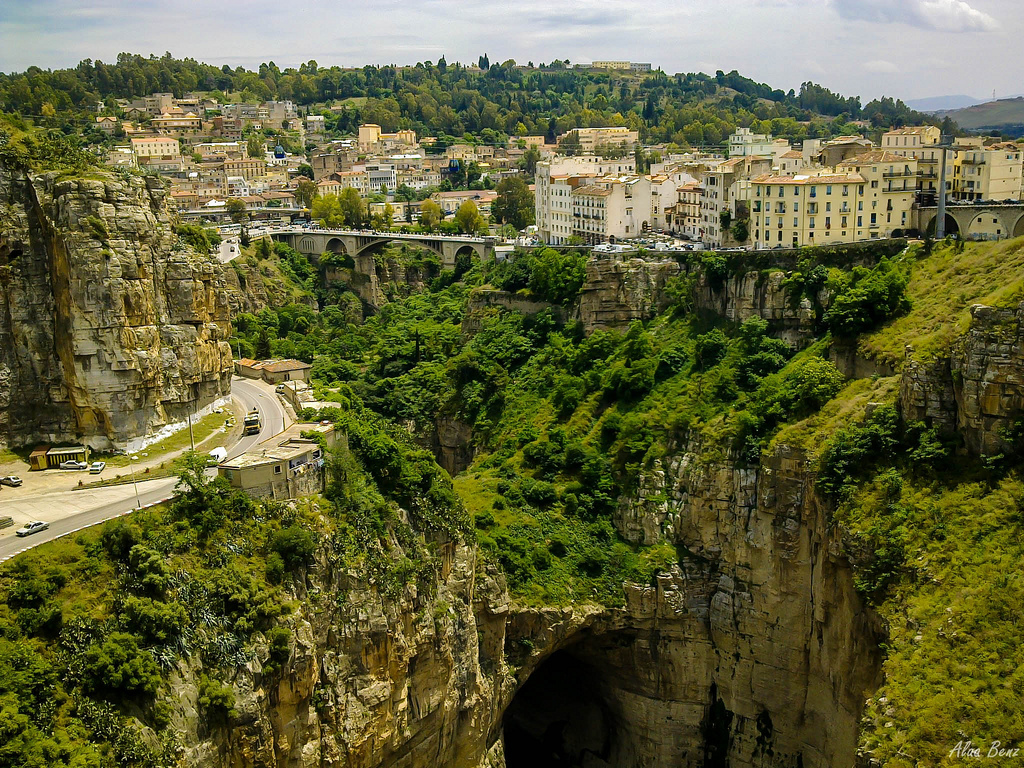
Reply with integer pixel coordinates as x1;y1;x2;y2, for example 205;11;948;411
247;133;264;159
311;193;344;227
225;198;248;223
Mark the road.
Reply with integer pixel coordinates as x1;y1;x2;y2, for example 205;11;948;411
0;376;293;562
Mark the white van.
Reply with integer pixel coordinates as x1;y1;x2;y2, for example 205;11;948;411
207;447;228;466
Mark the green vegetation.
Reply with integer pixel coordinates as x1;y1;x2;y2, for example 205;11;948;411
863;238;1024;366
1;54;946;154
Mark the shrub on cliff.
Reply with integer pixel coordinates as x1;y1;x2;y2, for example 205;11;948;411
82;632;161;700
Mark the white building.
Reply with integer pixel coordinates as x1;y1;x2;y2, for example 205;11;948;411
535;155;637;243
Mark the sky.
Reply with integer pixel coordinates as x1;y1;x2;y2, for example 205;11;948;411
1;0;1020;103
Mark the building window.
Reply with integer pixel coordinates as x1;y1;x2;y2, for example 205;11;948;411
794;202;799;212
871;213;877;225
809;217;815;229
826;185;833;195
274;465;282;475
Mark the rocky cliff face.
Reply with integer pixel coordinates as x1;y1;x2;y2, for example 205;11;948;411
575;258;816;346
900;301;1024;455
164;437;882;768
0;165;233;449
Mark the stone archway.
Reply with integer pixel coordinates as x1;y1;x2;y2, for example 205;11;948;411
1014;214;1024;239
966;212;1005;240
298;236;317;254
925;214;960;237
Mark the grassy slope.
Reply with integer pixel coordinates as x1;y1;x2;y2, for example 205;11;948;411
861;237;1024;368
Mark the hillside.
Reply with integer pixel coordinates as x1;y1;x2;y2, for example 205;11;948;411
937;96;1024;135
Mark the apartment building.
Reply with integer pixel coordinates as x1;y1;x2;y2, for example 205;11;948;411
151;107;202;133
571;175;652;244
951;141;1022;201
130;136;180;159
751;151;917;249
729;127;777;158
218;423;336;501
665;182;703;240
535;155;637;242
358;123;417;150
560;126;640;153
700;156;773;247
222;157;268;180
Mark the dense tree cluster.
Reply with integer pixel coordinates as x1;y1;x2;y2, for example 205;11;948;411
0;53;947;148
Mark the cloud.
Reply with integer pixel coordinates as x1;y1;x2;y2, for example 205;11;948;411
863;59;899;73
832;0;997;32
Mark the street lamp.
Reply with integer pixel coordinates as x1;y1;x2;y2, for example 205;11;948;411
127;454;142;510
936;134;956;239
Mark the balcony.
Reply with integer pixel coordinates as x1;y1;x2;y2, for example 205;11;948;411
883;171;914;178
960;157;985;165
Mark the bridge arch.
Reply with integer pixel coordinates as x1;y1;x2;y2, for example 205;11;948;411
299;236;317;253
924;214;960;238
1014;213;1024;239
325;237;349;255
965;212;1006;240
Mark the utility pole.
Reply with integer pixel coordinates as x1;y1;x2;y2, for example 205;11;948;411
188;411;195;452
936;134;954;240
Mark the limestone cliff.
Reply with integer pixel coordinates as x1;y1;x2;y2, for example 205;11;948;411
0;164;233;449
575;257;816;346
900;301;1024;456
163;438;882;768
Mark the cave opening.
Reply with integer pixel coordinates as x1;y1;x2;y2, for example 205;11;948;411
502;649;619;768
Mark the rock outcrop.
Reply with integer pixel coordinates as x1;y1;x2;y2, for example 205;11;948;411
575;257;816;346
900;301;1024;455
0;165;233;449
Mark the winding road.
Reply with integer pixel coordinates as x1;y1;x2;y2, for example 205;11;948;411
0;376;292;562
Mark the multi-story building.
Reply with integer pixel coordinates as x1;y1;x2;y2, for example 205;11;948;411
700;156;773;247
559;126;639;153
570;175;652;244
750;151;918;249
535;155;637;243
671;182;704;240
365;163;398;193
729;127;777;158
144;93;175;116
306;114;326;138
151;107;202;133
130;136;180;159
358;124;417;150
222;157;268;180
951;141;1022;202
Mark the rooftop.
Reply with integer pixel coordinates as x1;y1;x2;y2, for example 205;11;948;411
838;150;912;166
753;172;866;185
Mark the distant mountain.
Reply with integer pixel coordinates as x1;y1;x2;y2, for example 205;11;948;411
937;97;1024;136
905;95;984;112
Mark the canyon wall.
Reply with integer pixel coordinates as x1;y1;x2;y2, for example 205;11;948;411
0;164;233;449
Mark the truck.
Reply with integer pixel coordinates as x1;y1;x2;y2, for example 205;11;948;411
243;408;261;436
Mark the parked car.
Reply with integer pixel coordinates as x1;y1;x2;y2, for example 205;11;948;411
89;461;106;474
16;521;49;537
59;460;89;470
275;384;287;393
0;475;21;487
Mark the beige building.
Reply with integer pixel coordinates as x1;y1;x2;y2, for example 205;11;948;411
235;358;312;383
701;156;773;247
358;123;417;150
560;126;639;153
951;141;1022;202
218;423;337;501
751;151;917;248
151;107;202;133
131;136;180;159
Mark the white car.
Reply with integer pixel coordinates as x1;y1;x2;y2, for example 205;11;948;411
89;461;106;474
59;460;89;471
0;475;21;487
16;521;49;537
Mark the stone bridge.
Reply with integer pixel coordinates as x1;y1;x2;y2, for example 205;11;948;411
272;228;494;268
912;203;1024;240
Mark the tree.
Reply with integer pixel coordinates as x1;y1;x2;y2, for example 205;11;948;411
338;187;366;228
559;131;582;156
529;247;587;305
247;133;264;159
295;179;317;209
454;200;485;234
419;199;442;230
520;145;541;175
297;163;314;179
225;198;248;223
492;176;535;231
311;193;344;227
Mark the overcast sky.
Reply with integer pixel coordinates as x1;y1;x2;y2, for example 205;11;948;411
1;0;1019;103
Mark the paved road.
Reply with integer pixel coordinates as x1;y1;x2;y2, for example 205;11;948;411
0;376;293;562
